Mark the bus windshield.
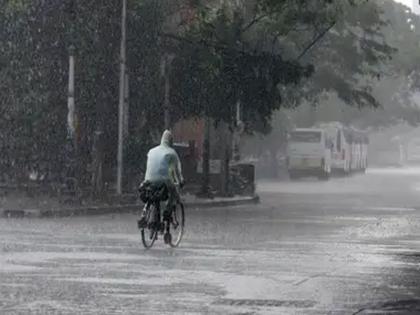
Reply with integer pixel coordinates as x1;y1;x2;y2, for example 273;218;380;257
290;131;322;143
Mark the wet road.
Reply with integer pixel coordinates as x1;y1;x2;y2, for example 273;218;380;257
2;168;420;314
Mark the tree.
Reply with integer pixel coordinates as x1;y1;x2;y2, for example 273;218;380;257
166;0;395;134
0;0;411;186
291;0;420;130
0;0;69;182
0;0;166;186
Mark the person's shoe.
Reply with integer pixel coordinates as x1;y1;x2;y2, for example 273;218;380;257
147;208;161;230
164;233;172;244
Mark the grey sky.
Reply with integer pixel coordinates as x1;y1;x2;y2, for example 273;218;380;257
394;0;412;9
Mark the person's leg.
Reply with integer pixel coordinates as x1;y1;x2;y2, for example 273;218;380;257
137;203;149;228
164;182;177;221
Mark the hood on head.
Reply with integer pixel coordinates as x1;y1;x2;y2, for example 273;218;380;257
161;130;173;146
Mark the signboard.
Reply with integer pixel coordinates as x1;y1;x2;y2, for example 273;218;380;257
196;159;222;174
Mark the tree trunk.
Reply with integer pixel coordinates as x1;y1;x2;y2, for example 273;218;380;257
220;122;230;197
91;130;104;198
199;116;211;197
269;148;278;178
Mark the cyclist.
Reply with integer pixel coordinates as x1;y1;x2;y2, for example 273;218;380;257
138;130;185;228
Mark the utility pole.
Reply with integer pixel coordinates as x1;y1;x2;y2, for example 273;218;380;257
232;100;243;162
124;73;129;138
117;0;127;195
64;0;78;190
66;0;76;143
67;45;76;142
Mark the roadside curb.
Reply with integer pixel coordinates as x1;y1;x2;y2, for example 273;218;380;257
1;195;260;218
187;195;260;209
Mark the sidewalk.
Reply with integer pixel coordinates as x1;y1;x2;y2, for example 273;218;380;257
0;192;260;218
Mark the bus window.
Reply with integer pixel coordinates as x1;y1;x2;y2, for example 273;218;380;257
290;131;321;143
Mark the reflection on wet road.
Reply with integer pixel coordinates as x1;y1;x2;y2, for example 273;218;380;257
2;168;420;314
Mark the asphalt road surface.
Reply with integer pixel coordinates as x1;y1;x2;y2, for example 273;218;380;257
2;167;420;314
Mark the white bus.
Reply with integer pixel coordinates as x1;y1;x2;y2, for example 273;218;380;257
316;122;352;175
348;128;369;173
287;128;332;180
406;138;420;164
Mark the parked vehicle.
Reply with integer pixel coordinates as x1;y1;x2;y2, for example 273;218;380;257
315;122;369;174
349;129;369;173
286;128;332;180
360;133;369;172
406;138;420;164
315;122;352;175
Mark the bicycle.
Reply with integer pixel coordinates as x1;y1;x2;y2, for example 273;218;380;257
137;182;185;249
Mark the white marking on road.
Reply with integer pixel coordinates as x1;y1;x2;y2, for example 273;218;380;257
364;206;416;212
61;277;171;286
368;167;420;175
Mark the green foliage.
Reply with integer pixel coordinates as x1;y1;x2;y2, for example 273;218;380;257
292;1;420;130
0;0;166;183
0;0;414;185
169;0;395;134
293;0;394;108
0;0;69;180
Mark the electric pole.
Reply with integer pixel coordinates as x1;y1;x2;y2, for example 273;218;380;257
64;0;78;188
117;0;127;195
67;45;76;142
232;100;243;162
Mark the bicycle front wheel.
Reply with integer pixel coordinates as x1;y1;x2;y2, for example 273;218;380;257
169;202;185;248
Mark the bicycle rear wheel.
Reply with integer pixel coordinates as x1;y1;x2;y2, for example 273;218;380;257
169;202;185;248
141;203;158;249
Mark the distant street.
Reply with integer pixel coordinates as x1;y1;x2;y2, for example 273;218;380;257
2;168;420;314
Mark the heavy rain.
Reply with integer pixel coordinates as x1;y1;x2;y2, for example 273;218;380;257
2;0;420;314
